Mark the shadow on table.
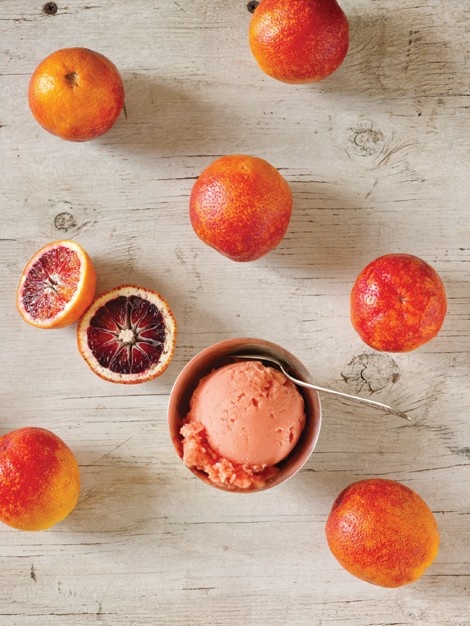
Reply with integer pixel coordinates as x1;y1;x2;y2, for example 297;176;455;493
97;73;235;157
316;9;458;99
268;180;374;275
95;8;460;155
65;457;168;535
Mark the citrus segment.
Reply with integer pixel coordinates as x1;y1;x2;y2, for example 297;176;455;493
17;240;96;329
77;285;177;384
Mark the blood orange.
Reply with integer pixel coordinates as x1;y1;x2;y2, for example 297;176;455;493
17;240;96;329
28;47;124;142
325;478;440;587
350;253;447;352
77;285;177;384
248;0;349;84
190;154;292;262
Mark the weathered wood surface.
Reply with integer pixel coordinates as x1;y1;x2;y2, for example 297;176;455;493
0;0;469;624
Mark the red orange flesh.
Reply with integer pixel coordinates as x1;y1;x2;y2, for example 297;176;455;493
17;240;96;329
77;285;177;384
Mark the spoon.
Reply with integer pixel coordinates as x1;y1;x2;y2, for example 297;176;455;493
233;353;411;422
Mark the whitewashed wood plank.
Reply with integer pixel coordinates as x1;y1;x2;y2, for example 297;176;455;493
0;0;469;624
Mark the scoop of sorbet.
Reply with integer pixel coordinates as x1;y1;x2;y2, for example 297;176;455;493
180;360;306;489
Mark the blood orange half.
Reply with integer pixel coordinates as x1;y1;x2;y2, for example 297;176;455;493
77;285;177;384
17;240;96;329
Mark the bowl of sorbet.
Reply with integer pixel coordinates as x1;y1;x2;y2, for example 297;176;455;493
168;338;322;492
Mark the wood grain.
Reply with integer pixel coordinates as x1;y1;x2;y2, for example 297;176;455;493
0;0;469;624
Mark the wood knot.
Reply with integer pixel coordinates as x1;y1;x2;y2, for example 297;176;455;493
347;122;385;157
43;2;58;15
54;212;76;232
341;352;400;394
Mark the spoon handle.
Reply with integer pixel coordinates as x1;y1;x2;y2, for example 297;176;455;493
233;354;410;422
286;375;411;421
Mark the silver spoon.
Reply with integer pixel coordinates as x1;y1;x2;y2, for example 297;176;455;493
233;354;411;422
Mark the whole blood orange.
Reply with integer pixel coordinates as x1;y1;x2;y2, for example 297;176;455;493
350;253;447;352
190;154;292;262
0;427;80;531
249;0;349;84
28;47;124;141
17;240;96;329
325;478;440;587
77;285;177;384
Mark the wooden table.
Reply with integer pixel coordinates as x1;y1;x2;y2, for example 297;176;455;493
1;1;469;624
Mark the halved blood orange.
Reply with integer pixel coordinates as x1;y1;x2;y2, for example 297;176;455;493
17;240;96;329
77;285;177;384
